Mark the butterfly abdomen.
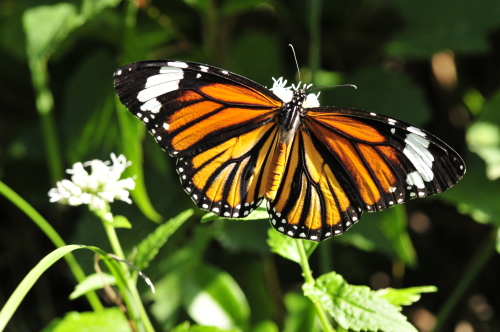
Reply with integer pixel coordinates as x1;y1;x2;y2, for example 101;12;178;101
266;142;289;200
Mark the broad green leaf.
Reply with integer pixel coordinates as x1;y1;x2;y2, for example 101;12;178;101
134;209;194;270
172;321;240;332
439;151;500;225
303;272;417;332
267;229;318;264
182;264;250;330
43;308;130;332
463;89;485;116
252;320;279;332
150;272;183;328
322;67;430;126
466;90;500;180
69;273;116;300
376;286;437;310
23;4;81;60
282;292;320;332
387;0;500;58
377;205;416;267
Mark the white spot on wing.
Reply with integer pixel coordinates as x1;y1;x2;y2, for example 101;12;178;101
167;61;188;68
199;65;209;72
406;171;425;189
407;126;426;136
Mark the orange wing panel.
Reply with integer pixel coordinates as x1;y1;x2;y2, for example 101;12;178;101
313;122;381;206
308;112;386;143
200;83;282;107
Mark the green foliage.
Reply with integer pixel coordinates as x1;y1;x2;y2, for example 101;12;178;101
182;264;250;330
42;308;130;332
69;273;116;300
267;228;318;264
303;272;417;332
387;0;500;58
376;286;438;310
134;209;194;270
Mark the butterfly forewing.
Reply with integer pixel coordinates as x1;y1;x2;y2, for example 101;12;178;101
114;60;283;217
113;60;282;157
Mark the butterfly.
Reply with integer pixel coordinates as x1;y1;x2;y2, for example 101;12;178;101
113;60;465;242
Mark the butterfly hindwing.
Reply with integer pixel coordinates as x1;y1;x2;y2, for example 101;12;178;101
267;129;362;241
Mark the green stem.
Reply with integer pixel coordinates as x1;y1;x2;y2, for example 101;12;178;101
28;58;64;184
296;240;335;332
100;212;155;332
0;181;103;311
432;230;497;332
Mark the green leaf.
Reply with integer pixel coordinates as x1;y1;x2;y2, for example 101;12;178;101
0;245;84;330
377;205;416;267
376;286;437;310
69;273;116;300
466;90;500;180
215;218;271;254
112;215;132;229
440;151;500;226
182;264;250;330
150;272;183;327
267;229;318;264
43;308;130;332
0;245;131;331
334;208;416;266
252;320;279;332
303;272;417;332
387;0;500;58
134;209;194;270
282;292;320;332
23;4;82;60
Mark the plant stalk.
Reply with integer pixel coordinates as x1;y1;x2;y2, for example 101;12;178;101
296;240;335;332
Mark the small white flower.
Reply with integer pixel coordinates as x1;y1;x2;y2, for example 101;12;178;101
270;77;293;103
49;153;136;210
270;77;320;107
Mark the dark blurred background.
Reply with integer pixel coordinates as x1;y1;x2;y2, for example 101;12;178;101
1;0;500;331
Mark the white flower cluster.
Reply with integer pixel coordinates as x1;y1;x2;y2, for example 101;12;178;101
49;153;136;210
270;77;320;108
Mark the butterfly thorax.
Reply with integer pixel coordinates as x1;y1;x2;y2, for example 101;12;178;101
265;89;307;201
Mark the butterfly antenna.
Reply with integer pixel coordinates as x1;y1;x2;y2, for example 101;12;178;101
288;44;301;83
308;84;358;92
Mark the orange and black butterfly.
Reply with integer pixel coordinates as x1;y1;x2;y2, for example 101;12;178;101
113;60;465;242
